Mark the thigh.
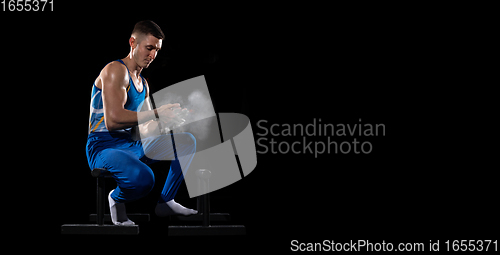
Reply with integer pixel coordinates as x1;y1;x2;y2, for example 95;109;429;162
95;148;153;186
139;133;178;163
140;132;196;164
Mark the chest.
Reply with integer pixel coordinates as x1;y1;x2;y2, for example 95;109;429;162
128;75;144;93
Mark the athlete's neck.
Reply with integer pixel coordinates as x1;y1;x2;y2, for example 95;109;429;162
121;55;142;80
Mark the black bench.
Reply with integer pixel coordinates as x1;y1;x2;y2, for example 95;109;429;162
61;168;244;236
61;168;148;235
167;169;246;236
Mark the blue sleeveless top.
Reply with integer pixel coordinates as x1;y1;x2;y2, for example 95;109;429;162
88;59;147;134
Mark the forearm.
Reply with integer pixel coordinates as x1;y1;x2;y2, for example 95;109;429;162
105;108;157;131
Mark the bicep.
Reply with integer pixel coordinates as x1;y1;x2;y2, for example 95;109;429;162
101;65;128;119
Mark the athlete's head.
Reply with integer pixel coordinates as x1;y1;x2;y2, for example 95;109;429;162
129;20;164;68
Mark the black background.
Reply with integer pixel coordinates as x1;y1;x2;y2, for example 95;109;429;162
2;1;497;253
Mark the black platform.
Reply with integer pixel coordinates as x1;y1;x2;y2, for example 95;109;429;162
61;168;143;235
168;225;245;236
61;224;139;235
89;213;150;223
62;168;245;236
170;213;230;222
167;169;246;236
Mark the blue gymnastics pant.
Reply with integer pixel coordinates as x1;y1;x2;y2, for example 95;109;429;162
86;131;196;203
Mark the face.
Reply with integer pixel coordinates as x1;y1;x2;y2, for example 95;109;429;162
131;34;162;68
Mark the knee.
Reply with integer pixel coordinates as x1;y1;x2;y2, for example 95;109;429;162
185;132;196;149
132;166;155;196
177;132;196;152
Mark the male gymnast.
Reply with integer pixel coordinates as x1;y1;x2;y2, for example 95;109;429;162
86;20;198;225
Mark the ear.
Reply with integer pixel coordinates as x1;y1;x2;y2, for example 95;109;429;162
129;36;136;49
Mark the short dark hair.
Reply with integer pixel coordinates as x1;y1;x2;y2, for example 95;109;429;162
131;20;165;40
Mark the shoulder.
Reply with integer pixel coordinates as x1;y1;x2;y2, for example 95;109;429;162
102;61;127;78
100;61;129;89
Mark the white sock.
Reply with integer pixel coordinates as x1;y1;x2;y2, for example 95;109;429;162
108;189;135;225
155;199;198;217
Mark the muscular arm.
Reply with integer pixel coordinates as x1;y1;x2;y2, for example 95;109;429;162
101;63;157;131
136;86;163;137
